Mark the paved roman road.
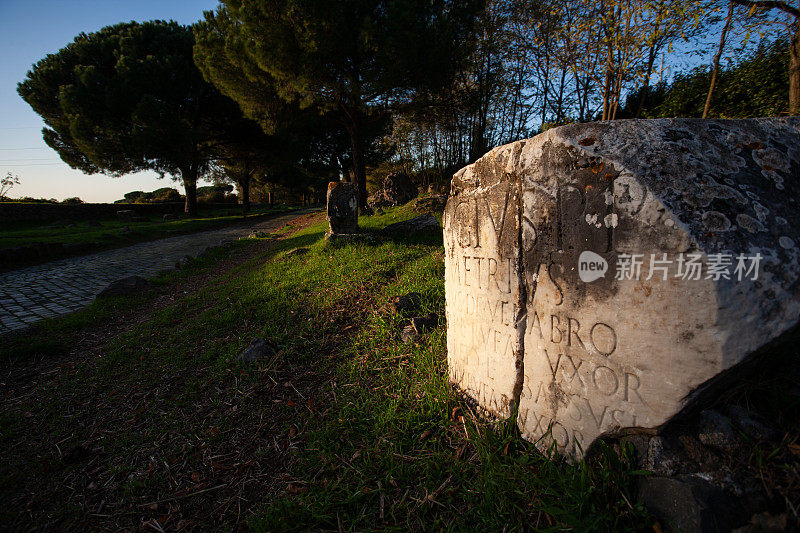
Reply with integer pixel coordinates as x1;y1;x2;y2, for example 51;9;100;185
0;210;315;335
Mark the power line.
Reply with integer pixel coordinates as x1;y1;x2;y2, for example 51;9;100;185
0;158;61;162
0;163;69;167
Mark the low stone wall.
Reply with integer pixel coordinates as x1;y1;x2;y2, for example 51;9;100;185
443;117;800;457
0;202;242;223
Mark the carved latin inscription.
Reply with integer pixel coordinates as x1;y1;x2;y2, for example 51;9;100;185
444;181;521;419
445;119;800;458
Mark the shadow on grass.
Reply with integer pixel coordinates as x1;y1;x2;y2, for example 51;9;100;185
0;227;327;364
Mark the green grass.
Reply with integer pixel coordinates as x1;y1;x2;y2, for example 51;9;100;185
0;204;294;271
0;207;654;530
249;215;651;531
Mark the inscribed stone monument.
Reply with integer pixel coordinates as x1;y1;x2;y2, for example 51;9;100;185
327;181;358;235
443;118;800;456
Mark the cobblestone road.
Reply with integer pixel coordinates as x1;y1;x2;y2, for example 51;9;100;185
0;211;313;335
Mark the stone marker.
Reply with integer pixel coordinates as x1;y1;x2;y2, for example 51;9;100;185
443;118;800;457
326;181;358;235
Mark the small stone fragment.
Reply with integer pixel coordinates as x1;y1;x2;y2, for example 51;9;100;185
324;233;375;244
410;194;448;214
697;410;741;453
175;255;193;269
646;436;680;477
285;247;310;257
401;325;422;344
238;338;276;361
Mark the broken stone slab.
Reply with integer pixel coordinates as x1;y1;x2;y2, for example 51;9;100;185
381;213;441;237
327;181;358;234
368;172;418;208
443;118;800;457
410;194;448;214
96;276;150;298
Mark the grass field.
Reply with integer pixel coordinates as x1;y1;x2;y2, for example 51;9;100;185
0;204;292;271
0;206;656;530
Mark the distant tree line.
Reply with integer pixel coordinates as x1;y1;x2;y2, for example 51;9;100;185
17;1;798;212
115;185;235;204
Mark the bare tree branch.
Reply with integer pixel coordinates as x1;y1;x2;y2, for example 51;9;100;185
730;0;800;19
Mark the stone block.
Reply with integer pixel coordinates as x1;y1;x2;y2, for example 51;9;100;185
443;118;800;456
326;181;358;234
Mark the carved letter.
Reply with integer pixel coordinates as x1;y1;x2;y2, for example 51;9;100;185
590;322;617;356
568;317;586;350
592;366;620;396
551;315;565;344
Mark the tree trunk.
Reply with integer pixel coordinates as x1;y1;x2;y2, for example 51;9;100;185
791;18;800;114
239;175;251;216
704;2;735;119
347;120;367;214
636;46;659;119
182;167;198;216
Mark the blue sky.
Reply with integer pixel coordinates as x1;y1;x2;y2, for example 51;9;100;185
0;2;747;204
0;0;217;203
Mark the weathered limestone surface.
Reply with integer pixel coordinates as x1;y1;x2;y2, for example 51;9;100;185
327;181;358;235
443;118;800;456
